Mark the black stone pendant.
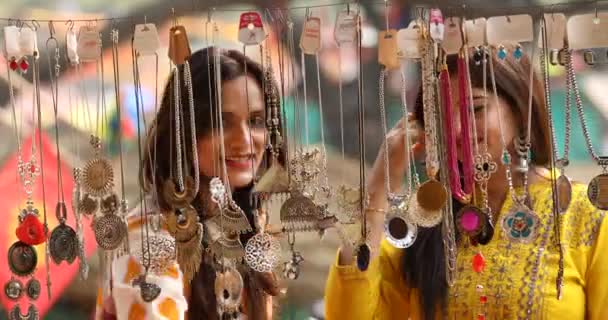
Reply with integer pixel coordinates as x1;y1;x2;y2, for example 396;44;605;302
476;216;495;245
356;243;370;271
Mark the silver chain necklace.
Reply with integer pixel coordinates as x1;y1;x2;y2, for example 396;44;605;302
566;48;608;210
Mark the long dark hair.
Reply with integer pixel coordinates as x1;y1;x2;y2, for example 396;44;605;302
142;47;284;319
405;44;550;320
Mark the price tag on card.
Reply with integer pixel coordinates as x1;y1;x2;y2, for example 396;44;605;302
487;14;533;45
443;17;462;54
334;10;358;45
465;18;486;47
540;13;566;49
66;29;79;65
378;30;399;69
567;12;608;50
168;25;191;65
429;9;445;42
134;24;161;56
397;22;422;59
77;26;101;62
300;17;322;55
3;26;21;59
19;27;37;57
238;12;265;46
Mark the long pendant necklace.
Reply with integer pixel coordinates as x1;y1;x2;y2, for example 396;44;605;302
46;24;79;267
377;5;417;248
334;6;361;225
244;33;282;275
490;41;540;244
280;14;324;234
130;23;165;302
5;23;44;318
540;17;566;299
411;23;446;226
353;13;372;271
65;22;89;281
566;49;608;209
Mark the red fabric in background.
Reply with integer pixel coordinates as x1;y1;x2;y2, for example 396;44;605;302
0;131;97;317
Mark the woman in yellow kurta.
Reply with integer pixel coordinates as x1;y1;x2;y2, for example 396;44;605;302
325;45;608;319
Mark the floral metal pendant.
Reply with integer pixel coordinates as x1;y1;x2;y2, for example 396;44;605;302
501;204;539;243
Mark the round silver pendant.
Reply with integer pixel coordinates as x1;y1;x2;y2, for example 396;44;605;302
26;278;40;300
93;214;127;250
4;279;23;300
244;232;281;273
588;173;608;210
556;174;572;213
49;224;78;265
384;214;417;249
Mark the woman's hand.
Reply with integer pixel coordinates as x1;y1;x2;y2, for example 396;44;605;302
338;115;423;265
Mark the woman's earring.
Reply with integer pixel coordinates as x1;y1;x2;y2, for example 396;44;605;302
497;44;507;60
513;44;523;61
513;134;530;173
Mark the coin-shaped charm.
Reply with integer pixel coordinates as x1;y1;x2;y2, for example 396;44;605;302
26;278;41;300
588;173;608;210
416;179;448;212
8;241;37;277
49;224;78;265
4;278;23;300
93;214;127;250
82;158;114;197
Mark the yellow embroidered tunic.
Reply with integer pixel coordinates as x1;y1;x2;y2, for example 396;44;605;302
325;181;608;319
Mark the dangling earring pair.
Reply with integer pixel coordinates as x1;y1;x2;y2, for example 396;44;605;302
513;133;532;173
497;44;523;61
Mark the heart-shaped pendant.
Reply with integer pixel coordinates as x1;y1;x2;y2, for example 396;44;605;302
16;215;46;245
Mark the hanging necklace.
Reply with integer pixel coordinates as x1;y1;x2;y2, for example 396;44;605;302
378;4;417;248
334;5;361;225
540;17;566;300
130;21;166;302
353;12;371;271
490;41;540;243
244;43;282;274
163;15;204;283
5;23;45;315
411;20;446;226
65;22;89;281
46;23;79;266
279;15;323;234
566;50;608;210
455;17;496;245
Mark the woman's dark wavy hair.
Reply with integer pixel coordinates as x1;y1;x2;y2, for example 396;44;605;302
406;43;550;320
141;47;285;320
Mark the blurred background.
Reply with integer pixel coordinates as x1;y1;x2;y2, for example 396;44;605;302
0;0;607;319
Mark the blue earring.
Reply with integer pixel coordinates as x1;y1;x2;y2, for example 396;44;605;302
497;45;507;60
513;44;523;61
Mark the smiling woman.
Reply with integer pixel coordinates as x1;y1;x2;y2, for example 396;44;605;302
96;47;285;320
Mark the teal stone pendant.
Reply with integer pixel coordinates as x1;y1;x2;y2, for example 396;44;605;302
497;45;507;60
513;44;523;60
501;204;539;243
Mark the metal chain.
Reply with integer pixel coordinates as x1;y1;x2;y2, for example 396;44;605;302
421;37;439;176
567;49;602;163
173;67;184;191
184;61;200;194
378;68;392;195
